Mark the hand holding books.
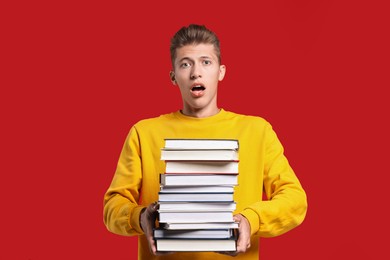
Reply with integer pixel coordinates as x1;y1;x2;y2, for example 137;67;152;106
140;140;250;256
140;202;159;255
140;203;174;256
219;214;251;256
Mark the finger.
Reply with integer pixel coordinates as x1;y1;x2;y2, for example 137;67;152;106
235;242;247;253
236;233;251;253
146;202;159;215
149;237;158;255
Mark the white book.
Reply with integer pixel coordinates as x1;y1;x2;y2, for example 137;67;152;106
158;192;233;202
161;149;239;161
156;238;237;252
158;202;237;212
154;228;234;239
164;138;239;150
160;185;235;193
165;160;239;174
160;222;239;230
158;211;234;223
160;174;238;186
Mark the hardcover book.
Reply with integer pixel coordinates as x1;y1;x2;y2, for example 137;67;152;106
160;222;239;230
165;160;239;174
160;174;238;186
158;192;234;202
159;185;235;193
158;211;234;223
161;149;239;161
154;228;234;239
156;238;237;252
164;138;239;150
158;201;237;212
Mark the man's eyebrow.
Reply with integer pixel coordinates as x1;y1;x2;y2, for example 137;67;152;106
178;56;212;63
178;57;192;63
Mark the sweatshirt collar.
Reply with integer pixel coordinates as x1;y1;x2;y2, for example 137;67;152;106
173;108;226;121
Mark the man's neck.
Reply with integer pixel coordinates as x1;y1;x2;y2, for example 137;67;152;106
180;107;220;118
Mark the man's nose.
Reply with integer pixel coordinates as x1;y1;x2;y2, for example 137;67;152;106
190;65;202;79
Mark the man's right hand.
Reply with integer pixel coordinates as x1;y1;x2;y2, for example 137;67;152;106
140;202;159;255
140;202;173;256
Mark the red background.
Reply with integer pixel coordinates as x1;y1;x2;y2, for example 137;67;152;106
1;0;389;259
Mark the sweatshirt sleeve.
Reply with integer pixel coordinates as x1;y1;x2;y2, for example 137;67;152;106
241;123;308;237
103;126;146;236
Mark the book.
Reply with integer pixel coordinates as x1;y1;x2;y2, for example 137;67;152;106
156;238;237;252
160;185;235;193
161;149;239;161
160;222;239;230
158;202;237;212
158;211;234;223
160;174;238;186
154;228;234;239
156;138;240;252
158;192;234;202
164;138;239;150
165;160;239;174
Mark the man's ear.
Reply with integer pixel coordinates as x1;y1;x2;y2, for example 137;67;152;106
170;71;177;85
218;65;226;81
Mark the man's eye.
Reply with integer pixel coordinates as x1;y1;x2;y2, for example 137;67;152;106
181;63;190;68
203;60;211;65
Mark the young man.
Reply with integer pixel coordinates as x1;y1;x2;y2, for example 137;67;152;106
103;24;307;259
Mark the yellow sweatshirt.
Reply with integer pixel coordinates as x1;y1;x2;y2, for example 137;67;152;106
103;109;307;260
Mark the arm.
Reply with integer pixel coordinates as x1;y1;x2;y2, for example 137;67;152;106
241;123;308;237
103;127;146;236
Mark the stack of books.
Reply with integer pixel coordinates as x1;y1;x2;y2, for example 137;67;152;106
155;138;239;252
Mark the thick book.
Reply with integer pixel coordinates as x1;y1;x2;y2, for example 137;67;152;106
154;228;234;239
160;174;238;186
158;211;234;223
156;237;237;252
164;138;239;150
158;192;234;202
165;160;239;174
158;202;237;212
161;149;239;161
160;222;239;230
160;185;235;193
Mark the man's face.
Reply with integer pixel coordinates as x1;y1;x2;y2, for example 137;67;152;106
171;43;226;116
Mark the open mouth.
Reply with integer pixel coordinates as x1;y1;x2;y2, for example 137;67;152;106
190;84;205;97
191;85;205;91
